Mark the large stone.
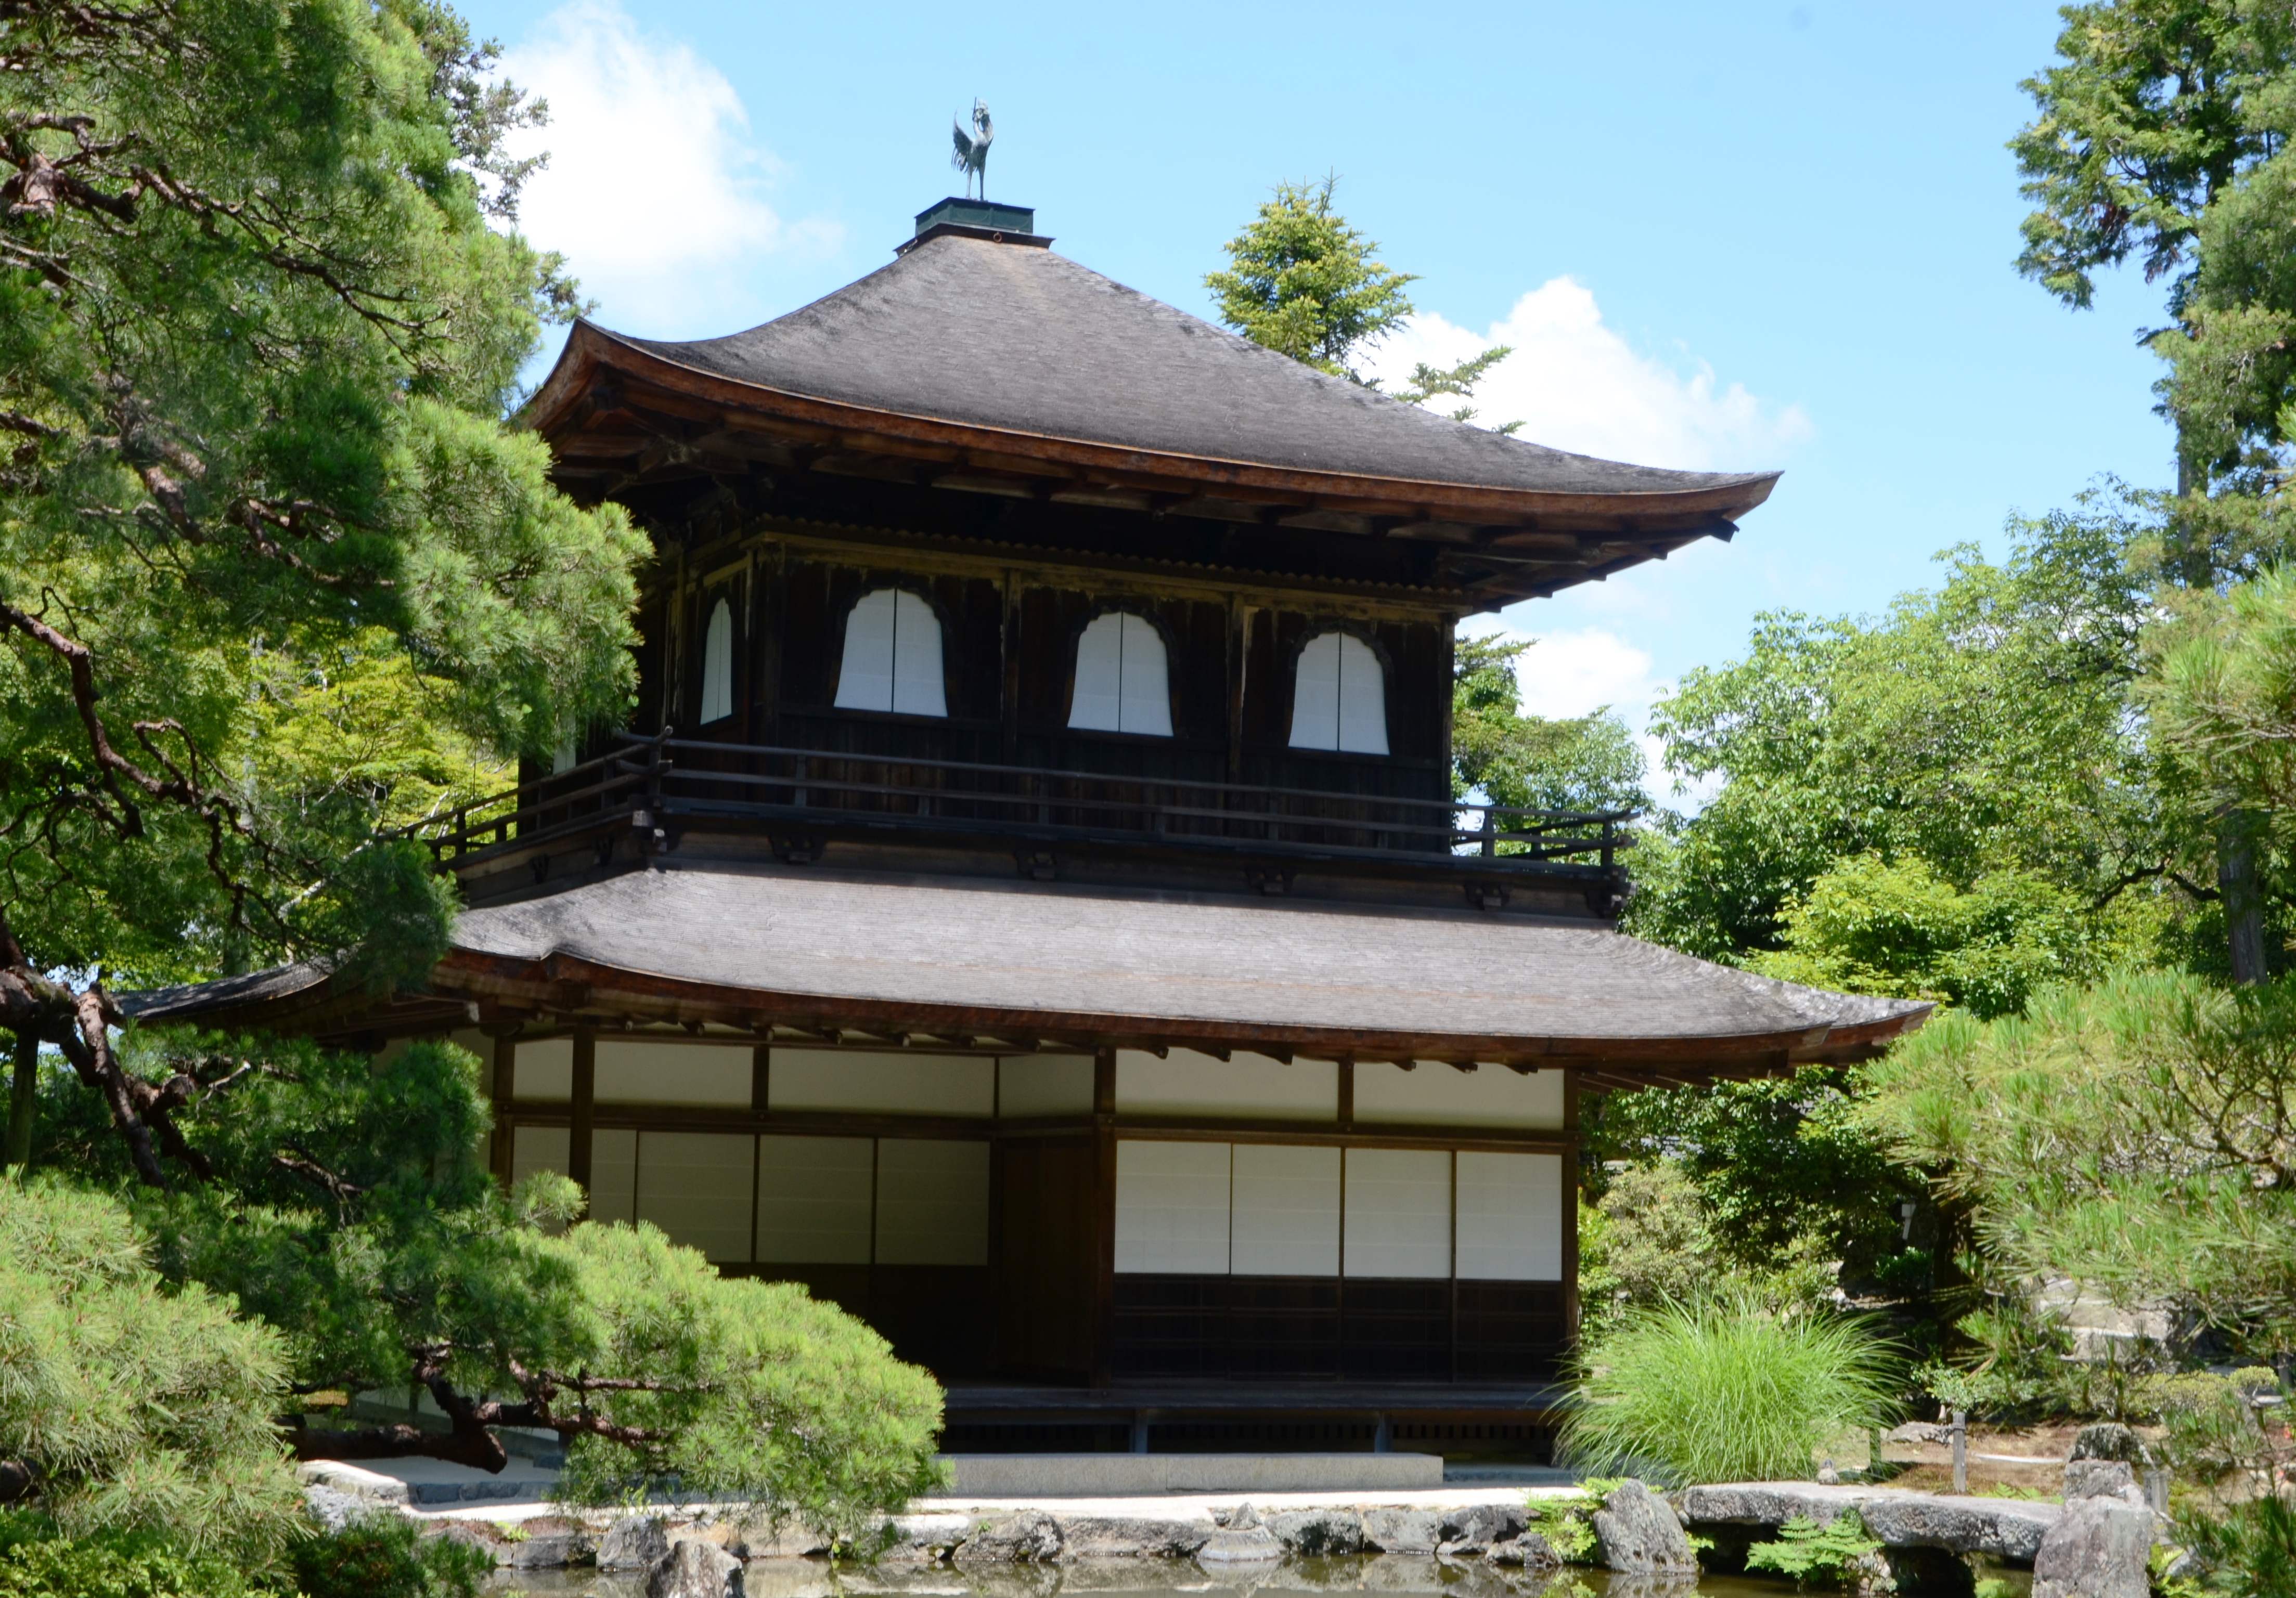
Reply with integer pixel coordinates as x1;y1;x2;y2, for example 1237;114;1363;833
1196;1525;1283;1564
953;1510;1064;1564
2064;1459;2143;1503
2032;1496;2152;1598
1437;1503;1528;1557
1486;1530;1559;1568
1267;1508;1366;1556
601;1515;672;1570
1680;1482;2061;1563
647;1538;744;1598
301;1486;372;1536
1591;1480;1696;1575
1360;1508;1441;1554
876;1513;973;1562
2069;1422;2150;1465
1056;1516;1214;1559
502;1521;596;1568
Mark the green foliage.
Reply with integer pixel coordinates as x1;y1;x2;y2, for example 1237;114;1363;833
1589;1069;1923;1300
36;1029;945;1538
288;1513;490;1598
1452;637;1648;816
2142;1368;2286;1482
0;1514;257;1598
0;0;645;991
1866;969;2296;1351
550;1220;946;1541
1753;853;2114;1020
0;1180;302;1558
1743;1509;1882;1587
2176;1492;2296;1598
1206;175;1417;380
1521;1480;1619;1565
2148;564;2296;853
1629;511;2160;983
84;1032;583;1400
1562;1292;1903;1487
1577;1165;1715;1329
2011;2;2295;313
1207;175;1514;419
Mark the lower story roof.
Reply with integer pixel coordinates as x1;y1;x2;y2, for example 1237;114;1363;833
124;863;1929;1078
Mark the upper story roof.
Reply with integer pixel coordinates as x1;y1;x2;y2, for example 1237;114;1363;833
605;235;1771;506
524;220;1780;607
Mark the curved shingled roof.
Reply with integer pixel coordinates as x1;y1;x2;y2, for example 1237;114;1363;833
123;864;1928;1068
602;235;1775;503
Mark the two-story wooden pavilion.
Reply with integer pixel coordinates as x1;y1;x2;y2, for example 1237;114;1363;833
130;198;1927;1459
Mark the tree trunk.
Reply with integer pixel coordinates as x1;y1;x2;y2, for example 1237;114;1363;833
2222;808;2269;984
5;1029;33;1171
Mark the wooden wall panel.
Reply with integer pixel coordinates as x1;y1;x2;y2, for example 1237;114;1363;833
995;1136;1097;1381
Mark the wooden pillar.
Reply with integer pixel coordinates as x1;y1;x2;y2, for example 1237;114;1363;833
1225;602;1251;783
569;1031;596;1200
488;1034;517;1190
1001;570;1023;763
1336;1058;1355;1129
1562;1067;1581;1346
1090;1045;1118;1388
751;1043;770;1117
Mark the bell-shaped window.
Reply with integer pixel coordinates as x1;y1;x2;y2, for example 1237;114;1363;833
833;588;948;717
698;596;735;724
1289;631;1388;755
1068;612;1172;736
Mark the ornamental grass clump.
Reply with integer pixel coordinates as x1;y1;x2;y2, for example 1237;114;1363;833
1560;1291;1902;1486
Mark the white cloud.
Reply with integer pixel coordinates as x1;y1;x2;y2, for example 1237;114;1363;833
498;2;840;333
1461;619;1721;811
1361;277;1811;471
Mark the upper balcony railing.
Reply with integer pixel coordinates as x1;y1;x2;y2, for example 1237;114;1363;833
417;729;1633;879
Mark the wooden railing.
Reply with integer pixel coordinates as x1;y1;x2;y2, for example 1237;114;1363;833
418;729;1633;876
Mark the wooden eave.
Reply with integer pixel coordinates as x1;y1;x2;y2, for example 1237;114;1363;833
523;326;1772;608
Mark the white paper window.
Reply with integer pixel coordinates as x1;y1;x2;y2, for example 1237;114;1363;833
1289;632;1388;754
834;588;947;717
510;1125;636;1226
508;1038;572;1102
755;1135;873;1263
1344;1148;1452;1278
635;1131;755;1263
997;1056;1095;1118
596;1041;752;1108
698;596;734;723
1114;1140;1231;1274
1068;612;1172;736
510;1125;569;1191
875;1139;989;1265
1454;1150;1564;1281
768;1050;994;1118
1115;1049;1337;1121
1231;1143;1340;1276
1352;1063;1566;1128
590;1128;637;1226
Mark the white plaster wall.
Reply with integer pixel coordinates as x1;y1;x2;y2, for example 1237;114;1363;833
1116;1050;1336;1121
1352;1062;1565;1128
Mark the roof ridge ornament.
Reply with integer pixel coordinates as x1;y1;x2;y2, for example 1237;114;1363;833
951;99;992;199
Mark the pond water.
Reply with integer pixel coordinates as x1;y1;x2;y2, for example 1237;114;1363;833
481;1557;1812;1598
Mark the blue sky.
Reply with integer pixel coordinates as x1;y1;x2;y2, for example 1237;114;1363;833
461;0;2174;790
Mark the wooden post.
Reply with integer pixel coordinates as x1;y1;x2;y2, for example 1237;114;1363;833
751;1044;770;1117
1950;1409;1968;1494
1562;1068;1582;1345
1001;570;1023;764
488;1034;517;1190
570;1031;596;1200
1091;1045;1117;1389
1336;1058;1355;1129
